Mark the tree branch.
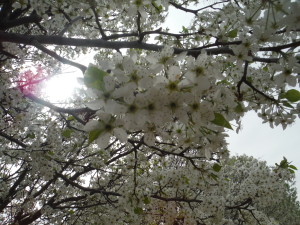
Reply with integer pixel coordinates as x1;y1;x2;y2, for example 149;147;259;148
0;130;27;148
56;173;121;197
259;40;300;52
236;61;278;103
0;167;29;212
58;16;82;36
0;31;281;63
25;93;94;124
31;39;87;73
244;79;278;102
0;11;41;30
151;194;203;203
169;0;230;14
91;7;107;39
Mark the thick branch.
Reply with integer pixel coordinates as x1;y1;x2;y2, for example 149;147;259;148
0;31;282;62
0;12;41;30
0;31;233;56
16;210;42;225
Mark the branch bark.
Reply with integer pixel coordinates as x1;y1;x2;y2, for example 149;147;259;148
31;40;87;73
0;31;282;63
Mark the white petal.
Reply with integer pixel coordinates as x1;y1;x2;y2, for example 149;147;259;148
175;51;187;61
86;100;104;110
286;75;297;87
112;52;123;64
144;132;156;146
138;7;148;18
122;57;135;73
84;120;100;132
138;76;153;89
113;128;127;142
205;148;211;159
104;76;115;91
104;99;127;114
96;132;111;149
196;76;210;91
97;112;111;122
168;66;181;81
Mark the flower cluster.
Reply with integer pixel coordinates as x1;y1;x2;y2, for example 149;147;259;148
84;48;232;155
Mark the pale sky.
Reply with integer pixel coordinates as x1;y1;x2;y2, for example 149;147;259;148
164;4;300;198
227;112;300;199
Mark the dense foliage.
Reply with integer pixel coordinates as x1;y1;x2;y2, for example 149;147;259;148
0;0;299;224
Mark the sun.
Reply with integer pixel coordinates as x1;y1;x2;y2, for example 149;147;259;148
42;68;83;102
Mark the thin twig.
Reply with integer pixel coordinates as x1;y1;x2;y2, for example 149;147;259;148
31;39;87;73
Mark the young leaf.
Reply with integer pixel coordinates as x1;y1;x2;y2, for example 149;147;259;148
211;113;233;130
134;207;143;215
88;130;102;144
212;163;222;172
234;103;244;113
288;165;298;170
209;173;219;181
84;64;108;91
143;196;151;205
227;29;238;38
182;26;189;33
288;169;295;174
67;116;75;121
282;100;294;108
27;133;36;139
283;89;300;102
62;129;73;138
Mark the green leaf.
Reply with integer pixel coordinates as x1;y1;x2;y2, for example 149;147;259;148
27;133;35;139
227;29;238;38
212;163;222;172
209;173;219;181
283;89;300;103
234;103;244;113
84;64;108;90
152;1;163;12
288;169;295;174
134;207;143;215
211;113;233;130
288;165;298;170
88;130;102;144
182;26;189;33
62;129;73;138
279;157;289;169
48;151;55;156
262;66;268;72
282;100;294;108
217;79;231;85
143;197;151;205
67;116;75;121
